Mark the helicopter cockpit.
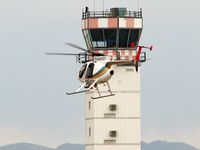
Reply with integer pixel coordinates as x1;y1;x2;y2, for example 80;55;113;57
79;64;87;78
86;63;94;78
79;63;95;79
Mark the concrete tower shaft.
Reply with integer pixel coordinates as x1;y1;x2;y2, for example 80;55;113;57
81;7;143;150
86;66;141;150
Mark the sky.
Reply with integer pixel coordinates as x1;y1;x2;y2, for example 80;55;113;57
0;0;200;148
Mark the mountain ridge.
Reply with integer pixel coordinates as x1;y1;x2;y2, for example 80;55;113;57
0;143;54;150
142;140;199;150
0;141;199;150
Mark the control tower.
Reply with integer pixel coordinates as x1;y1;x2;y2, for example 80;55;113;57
82;7;143;150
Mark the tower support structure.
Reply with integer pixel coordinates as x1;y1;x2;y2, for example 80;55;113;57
81;7;143;150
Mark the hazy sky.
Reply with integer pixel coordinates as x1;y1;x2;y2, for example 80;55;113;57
0;0;200;148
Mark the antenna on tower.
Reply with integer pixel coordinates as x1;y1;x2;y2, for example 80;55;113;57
103;0;104;11
137;0;140;11
94;0;96;11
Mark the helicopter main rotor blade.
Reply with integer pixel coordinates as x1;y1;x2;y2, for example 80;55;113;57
45;52;82;56
65;43;88;52
65;43;98;55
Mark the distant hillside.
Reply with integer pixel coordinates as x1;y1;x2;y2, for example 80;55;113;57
142;140;199;150
0;143;53;150
56;144;84;150
0;141;199;150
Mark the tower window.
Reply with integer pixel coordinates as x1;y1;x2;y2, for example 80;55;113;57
104;29;117;48
89;29;117;48
119;29;129;47
90;29;105;48
87;29;140;49
128;29;140;48
109;104;117;111
110;130;117;137
88;101;91;110
83;29;92;49
89;127;91;136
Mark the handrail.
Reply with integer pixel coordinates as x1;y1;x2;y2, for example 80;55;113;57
82;10;142;19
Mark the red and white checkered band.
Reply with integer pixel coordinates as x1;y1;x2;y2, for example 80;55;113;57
94;50;136;60
81;18;142;29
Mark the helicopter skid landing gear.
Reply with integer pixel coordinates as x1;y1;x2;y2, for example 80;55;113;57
66;79;98;95
91;82;115;99
91;94;115;100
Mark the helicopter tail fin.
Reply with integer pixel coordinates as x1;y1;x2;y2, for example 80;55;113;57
135;45;153;61
135;46;143;61
134;45;153;72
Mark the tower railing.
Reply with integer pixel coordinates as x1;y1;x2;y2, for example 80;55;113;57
82;10;142;19
76;52;146;63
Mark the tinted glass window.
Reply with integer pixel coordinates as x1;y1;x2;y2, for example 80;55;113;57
90;30;105;48
128;29;140;48
90;29;117;48
79;64;87;78
104;29;116;48
86;63;94;78
119;29;129;47
89;29;140;49
90;30;103;41
83;30;92;49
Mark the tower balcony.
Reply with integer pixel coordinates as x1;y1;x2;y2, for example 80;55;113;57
82;8;142;19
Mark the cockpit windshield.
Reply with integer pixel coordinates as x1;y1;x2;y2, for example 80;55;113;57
86;63;94;78
79;64;87;78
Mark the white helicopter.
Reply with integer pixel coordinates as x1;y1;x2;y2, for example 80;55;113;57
46;43;153;99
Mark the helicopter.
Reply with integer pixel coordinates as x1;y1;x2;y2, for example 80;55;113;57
46;43;153;99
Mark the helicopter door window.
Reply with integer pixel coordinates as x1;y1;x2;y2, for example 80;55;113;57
79;64;87;78
86;63;94;78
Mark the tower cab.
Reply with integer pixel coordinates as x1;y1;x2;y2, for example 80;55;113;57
81;7;143;61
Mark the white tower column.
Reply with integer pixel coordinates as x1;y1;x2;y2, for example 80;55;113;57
85;66;141;150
